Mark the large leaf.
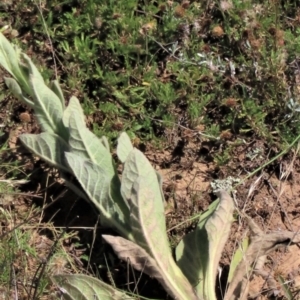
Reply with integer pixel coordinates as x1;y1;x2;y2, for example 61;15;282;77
121;148;161;203
0;32;18;76
22;54;64;134
0;37;65;134
117;132;133;163
19;53;44;87
49;79;66;110
117;134;165;200
19;132;70;172
176;201;217;286
121;149;198;300
62;96;85;130
121;149;164;251
67;111;115;177
103;235;197;300
65;152;131;239
176;190;234;300
52;274;133;300
0;33;29;93
4;77;34;106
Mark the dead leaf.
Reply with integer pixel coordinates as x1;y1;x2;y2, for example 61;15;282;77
225;214;300;300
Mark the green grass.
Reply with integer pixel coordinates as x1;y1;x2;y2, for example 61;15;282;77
0;139;79;298
0;194;81;299
2;0;300;148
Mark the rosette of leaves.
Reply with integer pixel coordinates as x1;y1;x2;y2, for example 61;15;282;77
0;32;283;300
0;30;243;300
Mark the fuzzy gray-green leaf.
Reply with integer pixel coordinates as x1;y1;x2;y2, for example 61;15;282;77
49;79;65;110
19;133;69;172
0;33;65;133
121;149;197;300
19;52;44;82
205;191;234;291
117;132;133;163
21;54;64;134
62;96;85;129
127;169;165;255
0;32;17;76
67;112;115;177
65;152;131;238
176;200;218;286
4;77;34;106
121;148;161;203
0;32;28;91
121;148;165;252
103;234;193;300
52;274;132;300
176;191;234;300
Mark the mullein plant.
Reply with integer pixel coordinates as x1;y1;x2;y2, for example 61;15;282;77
0;32;299;300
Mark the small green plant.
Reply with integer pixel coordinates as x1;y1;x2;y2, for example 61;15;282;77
1;32;300;300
